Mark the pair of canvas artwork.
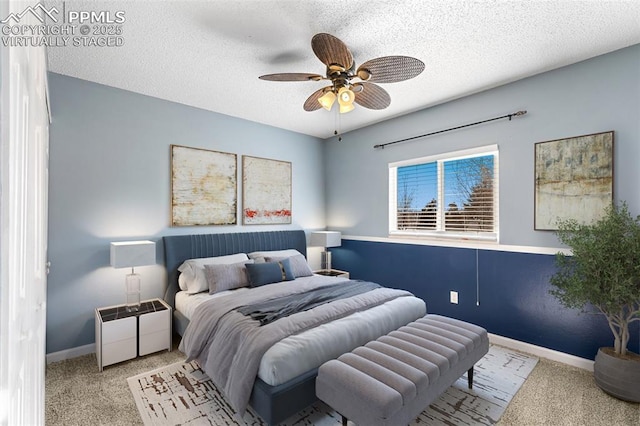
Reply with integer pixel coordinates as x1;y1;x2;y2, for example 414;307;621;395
171;145;292;226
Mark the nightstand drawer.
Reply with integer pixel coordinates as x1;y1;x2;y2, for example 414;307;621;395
140;330;170;356
103;338;136;367
139;309;170;356
139;310;169;335
102;317;136;344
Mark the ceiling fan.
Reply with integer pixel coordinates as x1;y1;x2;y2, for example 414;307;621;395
259;33;425;114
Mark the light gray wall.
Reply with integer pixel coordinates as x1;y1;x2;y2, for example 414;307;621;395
47;73;325;353
325;44;640;248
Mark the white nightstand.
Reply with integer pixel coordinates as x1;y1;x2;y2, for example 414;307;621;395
95;298;172;371
314;269;350;279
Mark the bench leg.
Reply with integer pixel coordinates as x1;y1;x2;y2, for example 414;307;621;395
342;414;348;426
467;366;474;389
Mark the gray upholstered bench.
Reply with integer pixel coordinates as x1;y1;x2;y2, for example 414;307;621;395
316;314;489;426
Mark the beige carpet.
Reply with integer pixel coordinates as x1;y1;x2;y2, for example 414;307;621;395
127;345;536;425
498;358;640;425
46;343;640;426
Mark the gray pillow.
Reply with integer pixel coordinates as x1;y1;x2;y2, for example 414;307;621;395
205;260;254;294
178;252;250;294
265;254;313;277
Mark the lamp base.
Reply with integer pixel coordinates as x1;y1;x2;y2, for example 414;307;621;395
125;273;141;312
321;250;332;271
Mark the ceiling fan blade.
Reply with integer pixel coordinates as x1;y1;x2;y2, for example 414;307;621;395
353;82;391;110
303;87;330;111
311;33;353;70
357;56;425;83
259;73;324;82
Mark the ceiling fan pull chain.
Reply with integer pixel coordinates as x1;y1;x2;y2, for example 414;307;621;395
334;108;342;142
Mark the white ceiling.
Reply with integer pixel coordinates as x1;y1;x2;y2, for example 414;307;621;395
46;0;640;139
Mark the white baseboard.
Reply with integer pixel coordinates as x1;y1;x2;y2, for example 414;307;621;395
489;333;594;372
46;343;95;364
45;334;595;371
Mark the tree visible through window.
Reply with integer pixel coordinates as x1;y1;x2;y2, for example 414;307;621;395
390;146;498;240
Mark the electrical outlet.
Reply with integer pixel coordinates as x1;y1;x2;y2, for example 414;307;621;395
450;291;458;304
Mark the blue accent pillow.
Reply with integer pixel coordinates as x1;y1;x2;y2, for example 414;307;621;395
245;258;295;287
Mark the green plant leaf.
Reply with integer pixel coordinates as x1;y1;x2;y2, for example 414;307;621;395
549;202;640;355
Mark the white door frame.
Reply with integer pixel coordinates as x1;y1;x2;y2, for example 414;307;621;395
0;1;50;424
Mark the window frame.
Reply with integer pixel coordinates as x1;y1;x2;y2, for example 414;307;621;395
389;144;499;242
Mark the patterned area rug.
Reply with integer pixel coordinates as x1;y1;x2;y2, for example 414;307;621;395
127;345;537;425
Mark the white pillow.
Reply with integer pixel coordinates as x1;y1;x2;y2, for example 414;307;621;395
247;249;303;260
177;253;249;294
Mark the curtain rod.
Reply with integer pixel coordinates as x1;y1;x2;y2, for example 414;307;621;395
373;110;527;149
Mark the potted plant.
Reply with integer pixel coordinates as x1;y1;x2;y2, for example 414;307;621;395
550;202;640;402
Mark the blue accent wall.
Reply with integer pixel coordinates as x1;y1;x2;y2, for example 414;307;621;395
323;44;640;360
332;239;639;360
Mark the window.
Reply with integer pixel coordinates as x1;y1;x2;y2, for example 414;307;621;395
389;145;499;241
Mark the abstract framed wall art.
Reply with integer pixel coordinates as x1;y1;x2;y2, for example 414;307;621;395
242;155;292;225
534;131;613;230
171;145;237;226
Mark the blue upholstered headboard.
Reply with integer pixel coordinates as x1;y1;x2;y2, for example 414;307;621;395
163;230;307;309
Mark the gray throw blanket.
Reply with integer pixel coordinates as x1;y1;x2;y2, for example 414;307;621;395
237;280;381;325
179;278;413;416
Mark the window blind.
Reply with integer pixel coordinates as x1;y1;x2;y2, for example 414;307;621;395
390;145;499;240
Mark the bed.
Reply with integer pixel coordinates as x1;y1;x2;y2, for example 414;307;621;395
163;230;426;425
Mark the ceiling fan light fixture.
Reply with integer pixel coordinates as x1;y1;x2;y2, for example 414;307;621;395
338;84;354;101
339;102;355;114
318;90;337;111
337;86;355;114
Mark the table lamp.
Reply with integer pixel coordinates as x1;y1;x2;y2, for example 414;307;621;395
310;231;341;271
110;240;155;312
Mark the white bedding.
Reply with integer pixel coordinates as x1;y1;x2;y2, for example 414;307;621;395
176;275;427;386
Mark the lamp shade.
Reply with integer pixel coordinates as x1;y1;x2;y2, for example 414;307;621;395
318;91;337;111
337;87;355;113
110;240;156;268
310;231;341;248
339;102;355;114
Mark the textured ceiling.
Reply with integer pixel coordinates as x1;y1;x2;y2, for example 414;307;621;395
45;0;640;139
